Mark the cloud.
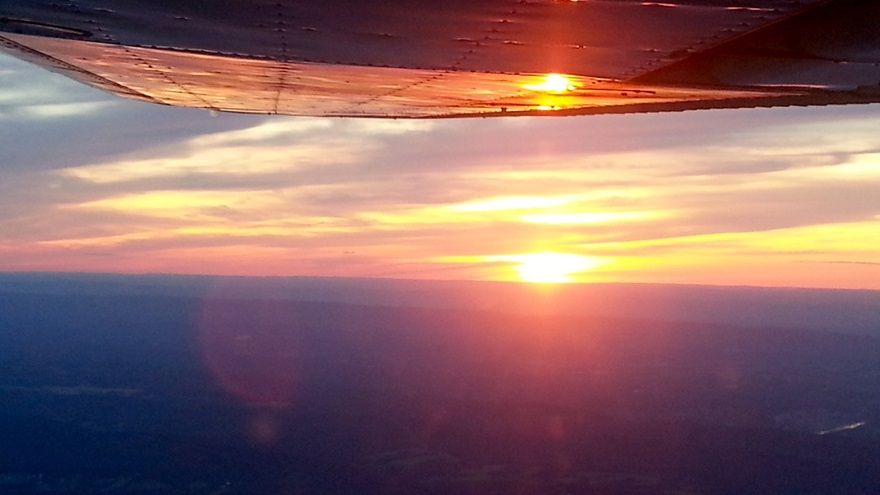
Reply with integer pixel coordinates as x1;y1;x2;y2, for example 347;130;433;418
0;54;271;173
2;50;880;287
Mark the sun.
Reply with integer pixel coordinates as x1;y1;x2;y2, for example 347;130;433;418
523;74;576;93
509;252;603;283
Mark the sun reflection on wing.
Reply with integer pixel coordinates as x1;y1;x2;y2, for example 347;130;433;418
523;74;577;93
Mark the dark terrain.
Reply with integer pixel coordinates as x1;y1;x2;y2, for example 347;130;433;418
1;276;879;494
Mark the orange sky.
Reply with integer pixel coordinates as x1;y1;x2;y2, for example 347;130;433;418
1;54;879;289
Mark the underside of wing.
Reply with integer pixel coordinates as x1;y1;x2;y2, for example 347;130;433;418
1;0;879;118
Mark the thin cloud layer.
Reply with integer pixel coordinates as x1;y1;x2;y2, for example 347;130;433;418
1;54;879;288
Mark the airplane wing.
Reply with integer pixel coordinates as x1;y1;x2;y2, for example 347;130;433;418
1;0;879;118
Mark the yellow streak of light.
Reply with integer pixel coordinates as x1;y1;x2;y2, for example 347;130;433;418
572;220;880;288
363;194;657;228
73;191;281;218
520;211;660;225
743;221;880;253
585;220;880;256
358;208;462;226
35;218;359;248
174;221;355;237
450;195;580;212
36;232;159;248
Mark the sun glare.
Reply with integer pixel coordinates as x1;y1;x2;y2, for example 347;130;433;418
523;74;576;93
501;252;604;283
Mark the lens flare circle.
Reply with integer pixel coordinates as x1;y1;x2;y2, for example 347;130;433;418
197;283;304;410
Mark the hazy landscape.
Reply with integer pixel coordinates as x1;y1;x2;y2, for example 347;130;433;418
1;273;879;494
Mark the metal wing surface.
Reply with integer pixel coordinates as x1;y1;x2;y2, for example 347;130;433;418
1;0;879;118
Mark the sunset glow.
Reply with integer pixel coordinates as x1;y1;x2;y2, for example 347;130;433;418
1;52;879;289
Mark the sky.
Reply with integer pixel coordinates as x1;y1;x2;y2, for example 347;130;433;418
1;53;879;289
